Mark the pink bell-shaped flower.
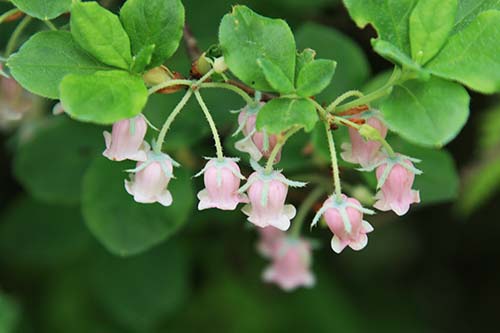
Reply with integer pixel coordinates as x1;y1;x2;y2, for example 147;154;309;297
240;167;306;231
256;226;286;258
313;194;374;254
234;104;282;162
103;115;149;162
124;151;179;206
341;115;388;168
195;157;248;210
263;237;315;291
374;155;421;216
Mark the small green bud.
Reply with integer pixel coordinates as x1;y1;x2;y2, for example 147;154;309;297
213;56;228;74
143;66;171;86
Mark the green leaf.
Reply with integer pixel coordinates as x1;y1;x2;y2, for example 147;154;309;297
342;0;418;53
380;77;470;147
295;48;316;79
60;70;148;125
82;158;194;256
88;241;189;331
371;39;429;78
409;0;458;64
256;98;318;134
219;5;296;91
0;292;20;333
131;44;156;73
70;1;132;70
427;10;500;94
296;59;336;97
390;138;460;204
0;198;92;269
120;0;185;69
257;58;294;94
295;22;370;100
452;0;500;34
13;117;103;205
7;31;111;99
11;0;70;20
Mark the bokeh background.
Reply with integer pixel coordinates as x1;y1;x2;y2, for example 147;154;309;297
1;0;500;332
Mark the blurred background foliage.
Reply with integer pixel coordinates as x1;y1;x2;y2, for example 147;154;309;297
1;0;500;332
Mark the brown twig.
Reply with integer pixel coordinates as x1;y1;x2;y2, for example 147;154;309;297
183;25;202;62
337;105;369;116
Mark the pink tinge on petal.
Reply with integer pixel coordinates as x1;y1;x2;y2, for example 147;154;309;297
197;159;245;211
257;226;286;258
102;115;149;162
375;158;420;216
253;131;282;163
125;160;172;205
342;116;387;168
263;238;315;291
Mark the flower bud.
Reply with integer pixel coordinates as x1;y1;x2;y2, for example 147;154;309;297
263;237;315;291
196;157;248;210
240;170;305;231
235;104;282;162
191;53;212;78
103;115;149;162
374;155;421;216
341;115;388;168
256;226;285;258
125;152;178;206
313;194;374;254
143;66;171;86
213;56;228;74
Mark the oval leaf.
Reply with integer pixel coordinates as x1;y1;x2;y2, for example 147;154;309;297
82;157;194;256
256;98;318;134
11;0;71;20
120;0;185;69
257;58;294;94
71;1;132;70
380;77;470;147
60;70;148;124
296;59;336;97
7;31;111;99
219;5;296;91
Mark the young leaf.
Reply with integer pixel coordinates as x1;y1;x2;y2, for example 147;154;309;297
371;39;429;79
219;5;296;91
409;0;458;64
296;59;336;97
295;22;370;100
7;31;111;99
257;58;295;94
256;98;318;133
380;77;470;147
295;48;316;79
82;158;194;256
60;70;148;125
427;10;500;94
131;44;156;73
10;0;71;20
120;0;185;69
13;117;103;205
71;1;132;70
342;0;418;53
452;0;500;34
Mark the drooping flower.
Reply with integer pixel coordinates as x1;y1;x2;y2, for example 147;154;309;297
256;226;286;258
195;157;248;210
341;114;388;168
234;103;282;162
125;151;179;206
373;154;422;216
240;163;306;231
103;115;149;162
263;236;315;291
312;194;375;254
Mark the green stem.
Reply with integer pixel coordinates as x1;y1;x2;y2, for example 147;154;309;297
326;90;364;113
0;8;21;24
5;16;32;57
200;82;254;105
264;127;301;174
193;68;215;87
155;89;193;152
43;20;57;30
291;187;326;238
331;67;402;113
324;122;342;197
194;90;224;160
148;79;193;95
